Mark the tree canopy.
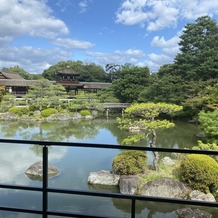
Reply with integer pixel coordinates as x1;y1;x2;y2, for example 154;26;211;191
111;65;150;103
42;60;108;82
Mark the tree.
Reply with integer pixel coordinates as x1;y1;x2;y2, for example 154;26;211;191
112;65;150;103
174;16;218;81
1;66;43;80
26;79;67;110
117;103;183;170
42;60;108;82
198;109;218;143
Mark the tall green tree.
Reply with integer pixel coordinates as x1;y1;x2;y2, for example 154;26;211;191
174;16;218;81
117;103;183;170
112;65;150;103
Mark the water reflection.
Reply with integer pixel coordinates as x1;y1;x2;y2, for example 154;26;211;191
0;118;203;217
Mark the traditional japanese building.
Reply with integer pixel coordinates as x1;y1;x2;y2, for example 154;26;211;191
56;69;84;94
0;69;111;96
0;71;35;95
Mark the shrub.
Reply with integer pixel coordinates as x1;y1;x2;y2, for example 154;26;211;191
80;109;91;116
112;150;147;175
180;154;218;193
8;107;29;116
41;108;58;117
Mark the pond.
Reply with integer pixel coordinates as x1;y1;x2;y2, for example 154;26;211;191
0;118;216;217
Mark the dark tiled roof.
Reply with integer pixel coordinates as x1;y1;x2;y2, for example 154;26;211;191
0;71;25;79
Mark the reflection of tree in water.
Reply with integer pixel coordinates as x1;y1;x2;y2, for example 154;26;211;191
0;121;25;138
156;121;199;149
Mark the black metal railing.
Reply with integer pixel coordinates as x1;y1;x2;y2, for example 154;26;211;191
0;138;217;218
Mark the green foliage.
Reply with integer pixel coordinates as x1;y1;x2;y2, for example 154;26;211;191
112;150;147;175
42;60;108;82
111;65;150;103
199;109;218;139
41;108;58;117
0;94;16;112
117;103;183;145
124;102;183;119
193;140;218;151
80;109;91;116
8;107;29;116
180;154;218;193
26;79;67;111
174;16;218;81
97;87;120;103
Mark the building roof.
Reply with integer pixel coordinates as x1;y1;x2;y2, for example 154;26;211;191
0;71;25;80
57;69;80;75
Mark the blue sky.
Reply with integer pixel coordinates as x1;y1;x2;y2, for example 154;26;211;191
0;0;218;74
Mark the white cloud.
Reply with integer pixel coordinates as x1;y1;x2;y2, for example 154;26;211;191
79;0;89;13
52;38;95;50
0;0;69;40
116;0;218;31
0;46;71;74
86;49;145;65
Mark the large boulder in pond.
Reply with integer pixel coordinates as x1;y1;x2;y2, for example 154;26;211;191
25;161;60;180
189;190;216;202
119;175;140;194
140;177;191;199
88;170;120;186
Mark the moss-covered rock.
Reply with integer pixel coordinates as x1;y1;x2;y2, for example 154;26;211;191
112;150;147;175
180;154;218;194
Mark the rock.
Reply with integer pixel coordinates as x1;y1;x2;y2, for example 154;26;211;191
119;175;140;194
88;170;120;186
189;190;216;202
47;113;70;121
196;132;206;138
0;112;18;120
161;156;176;166
85;115;93;120
25;161;60;180
34;110;41;116
176;208;212;218
73;112;82;119
140;177;190;199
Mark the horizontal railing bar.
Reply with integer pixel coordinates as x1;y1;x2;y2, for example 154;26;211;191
0;184;42;192
1;184;217;208
0;206;42;215
47;188;218;208
0;138;217;155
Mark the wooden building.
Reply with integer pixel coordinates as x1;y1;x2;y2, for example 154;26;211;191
56;69;84;94
0;71;34;95
0;69;111;96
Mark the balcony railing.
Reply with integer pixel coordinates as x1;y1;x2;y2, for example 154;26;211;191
0;138;217;218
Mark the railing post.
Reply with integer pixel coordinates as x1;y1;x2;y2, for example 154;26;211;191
42;145;48;218
131;199;135;218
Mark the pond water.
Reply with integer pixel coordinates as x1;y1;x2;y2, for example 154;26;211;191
0;118;217;218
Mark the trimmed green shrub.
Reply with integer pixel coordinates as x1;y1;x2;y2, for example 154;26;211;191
112;150;147;175
41;108;58;117
8;107;29;116
80;109;91;116
180;154;218;193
